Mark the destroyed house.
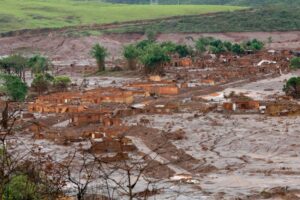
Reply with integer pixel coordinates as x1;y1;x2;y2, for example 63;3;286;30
29;88;135;113
71;109;122;127
28;102;87;113
128;82;179;95
71;111;104;126
266;102;300;116
83;88;134;104
223;100;260;112
167;55;193;67
90;137;136;153
235;100;260;110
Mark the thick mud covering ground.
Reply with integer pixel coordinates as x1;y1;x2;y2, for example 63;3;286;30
0;31;299;62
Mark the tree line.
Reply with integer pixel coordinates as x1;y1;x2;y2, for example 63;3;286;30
92;36;264;75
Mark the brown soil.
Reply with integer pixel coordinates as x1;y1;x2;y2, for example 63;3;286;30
0;31;299;62
125;126;204;174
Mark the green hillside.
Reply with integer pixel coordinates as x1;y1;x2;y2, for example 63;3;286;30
103;5;300;33
105;0;299;6
0;0;244;33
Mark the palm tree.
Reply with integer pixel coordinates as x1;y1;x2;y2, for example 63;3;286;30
28;55;50;75
90;44;108;71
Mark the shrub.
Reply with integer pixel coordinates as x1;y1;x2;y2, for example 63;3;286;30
243;39;264;51
160;41;177;54
231;44;245;55
139;44;170;75
53;76;71;91
3;175;38;200
0;74;27;101
209;45;225;54
195;37;213;54
31;73;52;94
196;37;232;54
28;55;50;75
145;29;157;42
123;44;140;70
223;41;233;51
195;37;263;55
290;57;300;69
136;40;154;50
161;42;192;57
175;44;192;57
283;76;300;98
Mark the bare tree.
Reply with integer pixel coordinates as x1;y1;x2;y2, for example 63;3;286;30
0;106;21;197
60;150;96;200
89;135;175;200
0;106;65;199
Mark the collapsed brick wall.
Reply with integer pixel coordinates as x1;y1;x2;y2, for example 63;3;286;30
266;102;300;116
165;50;292;87
28;88;135;114
90;137;136;153
71;111;122;127
128;82;179;95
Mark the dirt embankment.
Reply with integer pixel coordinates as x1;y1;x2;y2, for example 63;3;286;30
0;30;300;62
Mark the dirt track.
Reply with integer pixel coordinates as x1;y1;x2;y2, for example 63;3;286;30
0;31;300;62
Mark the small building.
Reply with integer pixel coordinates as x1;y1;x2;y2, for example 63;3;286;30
90;137;136;153
71;112;103;126
223;100;260;112
201;79;215;86
128;82;179;96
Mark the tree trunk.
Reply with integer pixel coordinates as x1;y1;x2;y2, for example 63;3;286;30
1;101;9;130
97;60;105;71
128;59;136;70
127;169;133;200
77;193;82;200
22;70;26;82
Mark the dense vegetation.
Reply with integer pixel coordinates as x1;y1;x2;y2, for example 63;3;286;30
0;55;72;94
122;37;204;74
0;73;28;101
104;5;300;34
0;0;242;33
120;37;264;74
195;37;263;54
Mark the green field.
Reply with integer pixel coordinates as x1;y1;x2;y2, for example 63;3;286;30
0;0;244;33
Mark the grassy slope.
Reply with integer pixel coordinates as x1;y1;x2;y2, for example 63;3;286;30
105;0;299;6
103;5;300;34
0;0;243;33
